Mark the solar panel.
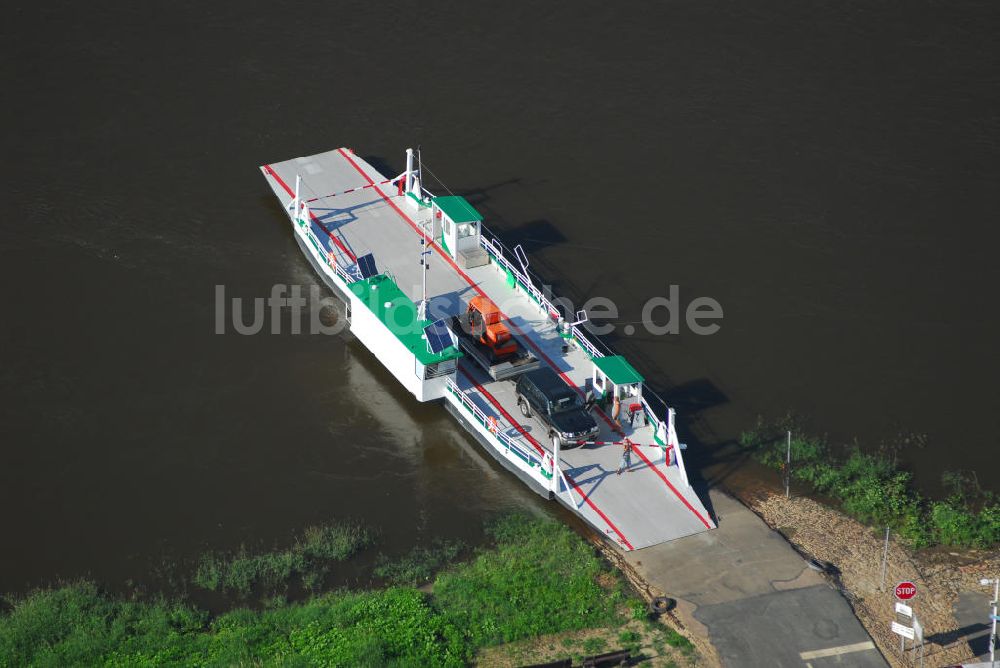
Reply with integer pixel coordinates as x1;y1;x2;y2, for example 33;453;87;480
356;253;378;279
424;319;454;354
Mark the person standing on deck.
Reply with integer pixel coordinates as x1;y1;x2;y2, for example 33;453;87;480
616;439;633;475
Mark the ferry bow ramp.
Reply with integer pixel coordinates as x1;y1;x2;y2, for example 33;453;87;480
260;146;715;550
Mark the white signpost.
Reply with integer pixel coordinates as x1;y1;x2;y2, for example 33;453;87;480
892;597;925;667
892;621;915;640
912;615;925;668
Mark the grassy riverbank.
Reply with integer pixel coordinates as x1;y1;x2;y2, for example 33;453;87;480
740;416;1000;549
0;514;689;667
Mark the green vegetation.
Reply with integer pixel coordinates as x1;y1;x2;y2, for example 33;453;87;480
662;626;695;653
373;539;464;586
0;513;652;667
432;514;623;647
581;636;607;653
618;629;642;654
193;521;372;595
741;416;1000;548
0;581;459;667
629;598;648;620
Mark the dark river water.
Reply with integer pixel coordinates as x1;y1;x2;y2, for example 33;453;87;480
1;1;998;593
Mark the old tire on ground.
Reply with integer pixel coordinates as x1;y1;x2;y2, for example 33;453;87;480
649;596;674;615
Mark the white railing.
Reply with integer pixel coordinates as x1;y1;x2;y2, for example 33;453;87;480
570;324;604;360
640;395;664;436
446;378;541;467
480;235;561;321
445;378;580;507
479;234;611;363
300;221;355;286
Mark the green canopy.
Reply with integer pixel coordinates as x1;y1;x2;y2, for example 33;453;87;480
432;195;482;223
593;355;644;385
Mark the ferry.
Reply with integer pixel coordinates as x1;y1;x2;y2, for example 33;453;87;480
260;147;714;550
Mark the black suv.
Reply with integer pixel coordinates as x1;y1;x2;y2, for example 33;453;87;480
514;368;599;448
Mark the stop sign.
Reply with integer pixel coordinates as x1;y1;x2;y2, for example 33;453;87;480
895;581;917;600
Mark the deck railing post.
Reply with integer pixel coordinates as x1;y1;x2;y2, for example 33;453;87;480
287;174;300;214
405;148;414;193
550;438;560;495
668;408;690;488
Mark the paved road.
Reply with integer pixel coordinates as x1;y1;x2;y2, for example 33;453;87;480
697;585;885;667
622;488;887;667
953;590;994;663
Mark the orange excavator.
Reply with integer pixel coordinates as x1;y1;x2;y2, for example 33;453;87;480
452;296;540;380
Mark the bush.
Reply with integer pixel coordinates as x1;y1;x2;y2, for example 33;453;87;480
740;417;1000;550
931;501;978;547
976;505;1000;548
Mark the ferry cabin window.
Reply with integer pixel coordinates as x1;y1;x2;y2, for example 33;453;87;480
456;222;476;238
443;218;451;234
594;371;607;394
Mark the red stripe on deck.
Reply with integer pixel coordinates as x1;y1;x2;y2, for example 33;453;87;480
581;397;711;529
631;445;712;529
335;148;710;531
456;367;634;551
262;164;357;263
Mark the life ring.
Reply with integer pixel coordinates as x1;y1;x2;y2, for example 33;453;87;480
541;453;554;479
486;416;499;434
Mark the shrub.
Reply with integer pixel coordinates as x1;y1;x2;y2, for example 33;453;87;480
741;416;1000;550
975;505;1000;548
931;501;979;547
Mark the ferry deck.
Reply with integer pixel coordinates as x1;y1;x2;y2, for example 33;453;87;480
261;148;715;550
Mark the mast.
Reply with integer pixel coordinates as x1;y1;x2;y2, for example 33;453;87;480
416;146;430;320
